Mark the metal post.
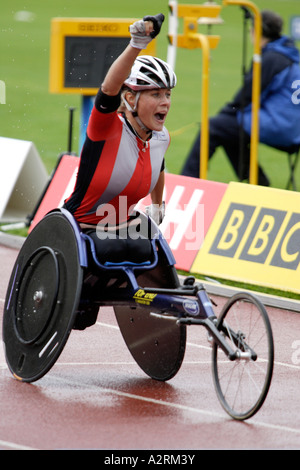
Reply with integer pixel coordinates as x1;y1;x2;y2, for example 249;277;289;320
167;2;222;180
68;107;76;154
198;34;210;179
223;0;262;185
167;0;179;70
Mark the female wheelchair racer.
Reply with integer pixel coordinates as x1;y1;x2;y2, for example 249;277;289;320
3;207;274;421
2;14;274;420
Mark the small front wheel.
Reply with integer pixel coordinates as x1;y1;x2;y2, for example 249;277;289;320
212;293;274;420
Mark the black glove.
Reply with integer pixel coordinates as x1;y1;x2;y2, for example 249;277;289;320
143;13;165;38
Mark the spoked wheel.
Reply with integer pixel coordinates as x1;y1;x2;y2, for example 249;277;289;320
3;210;84;383
212;293;274;420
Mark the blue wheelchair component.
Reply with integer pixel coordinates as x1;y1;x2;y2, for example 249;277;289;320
58;207;89;268
2;207;274;420
104;260;151;266
78;210;177;294
2;208;187;382
81;231;158;273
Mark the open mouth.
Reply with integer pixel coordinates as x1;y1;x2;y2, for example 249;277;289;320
155;113;166;122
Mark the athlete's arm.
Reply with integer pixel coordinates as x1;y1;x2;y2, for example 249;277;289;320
101;14;164;96
145;171;165;225
101;46;142;97
101;20;154;96
150;170;165;206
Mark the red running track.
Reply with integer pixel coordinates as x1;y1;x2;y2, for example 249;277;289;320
0;243;300;451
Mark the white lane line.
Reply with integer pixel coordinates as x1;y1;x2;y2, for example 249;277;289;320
1;310;299;380
50;374;300;436
54;360;212;366
96;321;118;329
1;320;299;370
1;318;299;441
96;321;300;370
0;439;38;450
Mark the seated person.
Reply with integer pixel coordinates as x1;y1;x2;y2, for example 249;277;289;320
181;10;300;185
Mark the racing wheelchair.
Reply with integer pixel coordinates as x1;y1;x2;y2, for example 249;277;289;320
2;208;274;420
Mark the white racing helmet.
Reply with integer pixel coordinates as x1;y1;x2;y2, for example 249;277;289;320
124;55;177;91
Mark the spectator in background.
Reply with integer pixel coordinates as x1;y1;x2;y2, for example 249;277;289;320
181;10;300;186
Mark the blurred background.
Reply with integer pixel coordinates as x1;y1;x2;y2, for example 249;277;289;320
0;0;299;187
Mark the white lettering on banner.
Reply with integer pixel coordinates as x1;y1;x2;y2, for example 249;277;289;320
291;80;300;105
160;186;204;251
58;168;78;207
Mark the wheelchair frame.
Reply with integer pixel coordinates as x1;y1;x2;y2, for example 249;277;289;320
2;208;274;420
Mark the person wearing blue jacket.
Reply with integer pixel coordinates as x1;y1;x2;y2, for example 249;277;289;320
181;10;300;186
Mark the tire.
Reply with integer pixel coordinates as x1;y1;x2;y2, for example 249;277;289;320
3;210;84;382
212;293;274;420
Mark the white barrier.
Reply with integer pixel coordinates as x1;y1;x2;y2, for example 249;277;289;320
0;137;48;222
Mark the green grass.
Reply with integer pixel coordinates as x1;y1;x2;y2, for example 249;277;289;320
1;0;300;298
1;0;299;176
177;269;300;302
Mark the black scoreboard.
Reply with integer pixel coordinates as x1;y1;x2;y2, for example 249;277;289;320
49;18;156;95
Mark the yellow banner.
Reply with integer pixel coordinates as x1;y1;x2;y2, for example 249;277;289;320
191;182;300;293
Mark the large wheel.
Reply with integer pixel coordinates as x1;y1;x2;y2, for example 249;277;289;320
212;293;274;420
2;210;84;382
114;242;186;381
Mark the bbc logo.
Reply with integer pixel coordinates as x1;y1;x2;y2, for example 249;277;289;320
0;80;6;104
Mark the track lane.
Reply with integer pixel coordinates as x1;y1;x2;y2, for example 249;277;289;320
0;244;300;450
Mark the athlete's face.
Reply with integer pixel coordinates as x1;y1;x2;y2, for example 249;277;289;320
125;88;171;138
138;88;171;132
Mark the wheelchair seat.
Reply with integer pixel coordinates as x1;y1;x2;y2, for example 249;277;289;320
82;218;154;268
